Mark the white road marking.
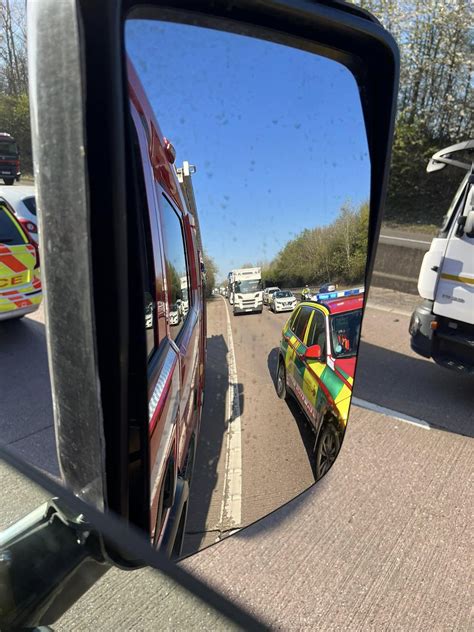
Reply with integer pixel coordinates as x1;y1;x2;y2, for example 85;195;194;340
352;397;431;430
379;234;431;245
366;302;412;317
217;296;242;538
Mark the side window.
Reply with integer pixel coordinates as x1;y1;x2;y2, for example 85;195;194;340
287;306;300;331
130;119;158;359
161;195;191;341
292;306;312;341
307;310;326;354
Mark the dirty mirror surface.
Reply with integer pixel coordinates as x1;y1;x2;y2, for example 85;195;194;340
125;19;370;558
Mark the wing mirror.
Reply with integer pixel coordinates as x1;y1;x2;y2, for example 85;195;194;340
5;0;400;623
305;344;323;360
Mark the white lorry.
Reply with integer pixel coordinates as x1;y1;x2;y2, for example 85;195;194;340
409;140;474;374
228;267;263;315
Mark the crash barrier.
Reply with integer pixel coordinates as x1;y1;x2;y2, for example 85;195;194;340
371;234;430;295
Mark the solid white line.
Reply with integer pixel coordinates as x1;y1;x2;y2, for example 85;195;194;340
365;302;412;317
352;397;431;430
217;296;242;538
379;234;431;245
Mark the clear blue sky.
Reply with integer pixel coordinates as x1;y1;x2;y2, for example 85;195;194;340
126;20;370;281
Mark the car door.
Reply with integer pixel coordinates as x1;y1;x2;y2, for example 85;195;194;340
0;203;39;312
286;305;312;404
302;307;328;430
434;180;474;324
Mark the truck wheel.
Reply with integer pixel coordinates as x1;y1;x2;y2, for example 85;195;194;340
3;177;14;185
315;423;340;480
276;360;288;400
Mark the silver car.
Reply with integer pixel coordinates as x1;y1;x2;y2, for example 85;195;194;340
263;286;280;305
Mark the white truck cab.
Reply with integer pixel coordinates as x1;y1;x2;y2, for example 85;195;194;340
409;140;474;374
229;267;263;315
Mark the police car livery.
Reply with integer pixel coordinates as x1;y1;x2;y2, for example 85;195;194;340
276;287;364;479
0;199;42;320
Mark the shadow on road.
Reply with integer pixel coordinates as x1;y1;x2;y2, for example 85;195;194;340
267;347;318;482
0;317;58;475
355;340;473;437
182;333;244;556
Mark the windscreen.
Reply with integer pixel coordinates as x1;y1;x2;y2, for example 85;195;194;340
234;279;263;293
275;291;292;298
0;140;18;156
330;309;362;358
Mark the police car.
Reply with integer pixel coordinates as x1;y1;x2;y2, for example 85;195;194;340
276;287;364;479
0;199;42;320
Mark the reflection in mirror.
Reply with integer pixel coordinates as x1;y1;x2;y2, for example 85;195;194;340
125;19;370;559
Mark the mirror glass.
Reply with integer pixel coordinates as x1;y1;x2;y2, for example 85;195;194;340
124;18;370;558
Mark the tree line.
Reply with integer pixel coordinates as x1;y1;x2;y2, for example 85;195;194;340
250;201;368;289
0;0;32;173
351;0;473;227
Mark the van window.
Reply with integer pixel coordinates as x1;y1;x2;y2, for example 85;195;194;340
161;195;191;341
130;119;158;359
439;173;469;237
0;206;25;245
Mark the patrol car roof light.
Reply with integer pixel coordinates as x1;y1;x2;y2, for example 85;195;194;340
312;286;365;302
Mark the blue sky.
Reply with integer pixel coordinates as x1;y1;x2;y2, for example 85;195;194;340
126;20;370;280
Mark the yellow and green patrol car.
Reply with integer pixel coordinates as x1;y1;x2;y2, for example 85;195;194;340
0;200;42;321
276;288;364;479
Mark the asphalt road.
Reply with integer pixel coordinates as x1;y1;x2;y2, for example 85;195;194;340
183;297;317;555
0;288;472;630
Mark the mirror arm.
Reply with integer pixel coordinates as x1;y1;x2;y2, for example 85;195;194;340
0;500;110;630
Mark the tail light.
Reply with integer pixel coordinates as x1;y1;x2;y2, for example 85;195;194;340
24;221;37;234
18;218;38;235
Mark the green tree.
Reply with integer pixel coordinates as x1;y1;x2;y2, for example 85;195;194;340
350;0;473;228
202;253;217;298
264;201;369;288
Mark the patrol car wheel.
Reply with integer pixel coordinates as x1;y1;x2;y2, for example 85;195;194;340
315;424;340;480
3;177;14;185
276;360;287;399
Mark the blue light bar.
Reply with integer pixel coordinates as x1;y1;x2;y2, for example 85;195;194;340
312;287;365;302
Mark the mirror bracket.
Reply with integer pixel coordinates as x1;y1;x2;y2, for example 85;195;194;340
0;500;109;630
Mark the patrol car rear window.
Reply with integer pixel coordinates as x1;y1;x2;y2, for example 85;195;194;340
0;206;25;245
22;196;37;216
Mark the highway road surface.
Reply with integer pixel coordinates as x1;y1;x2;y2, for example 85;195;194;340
0;288;472;630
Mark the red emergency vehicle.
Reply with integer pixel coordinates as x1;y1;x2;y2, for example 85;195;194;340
128;60;206;556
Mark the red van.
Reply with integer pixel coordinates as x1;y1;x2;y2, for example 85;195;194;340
127;60;206;556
